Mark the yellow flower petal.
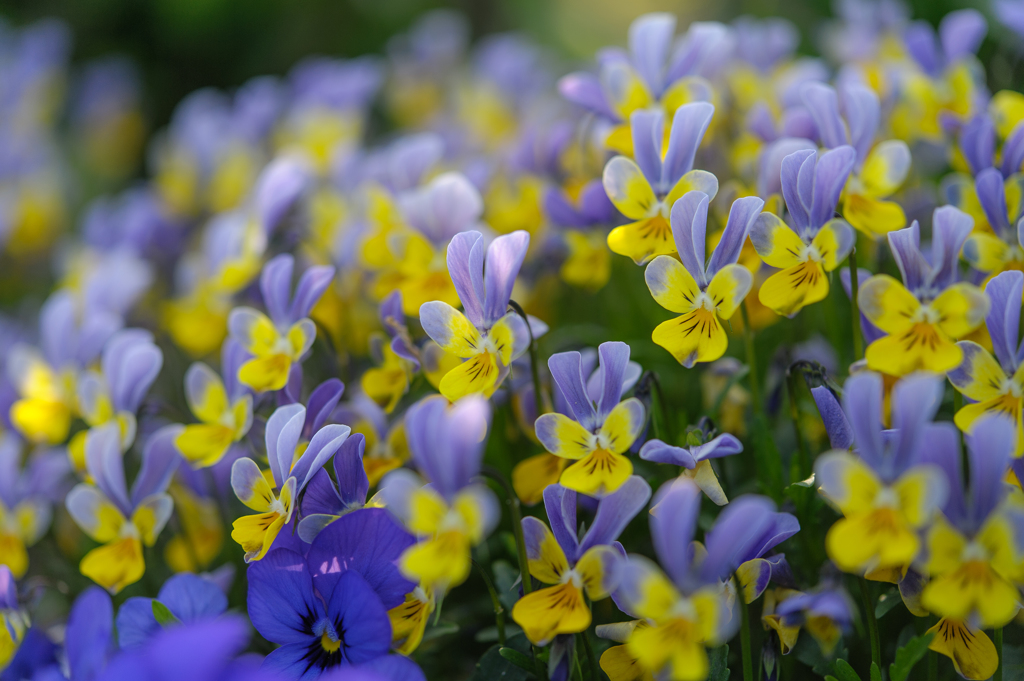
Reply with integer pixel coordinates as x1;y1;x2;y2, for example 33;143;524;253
608;216;675;266
80;537;144;594
927;619;998;681
560;448;633;497
757;261;829;317
844;194;907;237
438;352;502;401
512;582;591;645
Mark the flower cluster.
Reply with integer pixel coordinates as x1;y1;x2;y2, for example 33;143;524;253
3;4;1024;681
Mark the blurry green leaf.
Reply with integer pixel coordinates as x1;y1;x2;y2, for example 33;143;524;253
832;659;862;681
889;633;933;681
472;645;530;681
151;600;180;627
708;644;730;681
422;621;459;642
870;662;882;681
493;559;520;612
476;624;523;643
499;647;536;673
874;588;902;619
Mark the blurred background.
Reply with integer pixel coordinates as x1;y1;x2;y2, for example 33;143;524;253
0;0;996;130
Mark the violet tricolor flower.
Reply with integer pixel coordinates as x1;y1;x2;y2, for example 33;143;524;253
750;146;856;316
535;342;646;498
230;401;350;562
228;254;335;393
419;229;546;401
298;433;374;543
511;477;651;645
961;165;1024;277
640;425;743;505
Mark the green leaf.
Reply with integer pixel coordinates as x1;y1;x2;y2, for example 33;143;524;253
151;600;180;627
471;644;530;681
832;659;862;681
422;621;459;642
874;588;902;619
708;644;730;681
825;677;840;681
499;647;537;674
870;662;882;681
889;632;934;681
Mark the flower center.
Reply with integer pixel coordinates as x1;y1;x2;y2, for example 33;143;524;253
313;618;342;653
801;244;822;263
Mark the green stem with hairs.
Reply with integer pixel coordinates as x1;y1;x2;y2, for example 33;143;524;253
740;302;762;415
995;627;1003;681
860;577;881;673
473;559;506;646
483;465;532;595
849;248;863;360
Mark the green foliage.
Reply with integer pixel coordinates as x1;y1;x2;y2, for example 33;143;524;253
151;599;180;627
889;633;934;681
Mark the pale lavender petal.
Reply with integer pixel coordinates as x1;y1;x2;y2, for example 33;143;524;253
977;167;1011;237
748;512;800;560
289;265;335;322
904;22;942;77
578;476;651;557
649;478;701;587
594;341;632;421
747;102;778;141
483;231;530;326
257;157;309;233
85;424;131;514
131;425;182;507
801;82;847;149
758;138;816;197
292;424;351;492
939;9;987;63
579;180;616;223
917;423;966;525
839;83;880;164
889;373;944;477
779;149;816;232
811;386;854;450
700;495;777;583
692;433;744;461
996;0;1024;39
547;351;598;430
629;13;676;95
265;404;305;488
810;145;856;230
984;271;1023;372
104;330;163;413
333;433;369;507
706;195;764;278
661;102;715;191
841;372;884;471
887;221;927;293
542;483;579;560
557;72;615;119
260;255;294;327
639;439;697;468
446;231;486;328
960;115;995;175
965;414;1015;529
630;109;665;190
669;190;711;286
40;291;77;369
545;188;588;228
1002;124;1024;178
929;205;974;291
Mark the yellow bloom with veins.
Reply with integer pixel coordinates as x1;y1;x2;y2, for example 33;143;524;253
361;337;414;414
513;454;568;506
229;458;296;562
511;521;617;645
926;618;999;680
164;483;224;573
8;349;77;445
624;567;727;681
859;275;989;376
560;230;611;291
842;139;911;237
388;585;435;655
398;486;490;591
175;363;253;468
65;485;173;594
816;452;947;573
645;257;751;368
921;514;1024;628
229;307;316;393
948;342;1024;454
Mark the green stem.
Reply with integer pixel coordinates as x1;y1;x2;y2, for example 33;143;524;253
849;247;863;360
860;577;881;673
734;575;753;681
483;465;532;595
580;630;599;681
740;302;762;415
509;300;543;420
995;627;1004;681
786;369;811;481
641;371;670;443
473;559;506;646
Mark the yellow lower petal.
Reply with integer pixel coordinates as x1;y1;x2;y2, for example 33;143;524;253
512;454;568;506
600;644;653;681
927;619;998;681
80;537;145;594
826;510;919;572
400;531;472;590
511;582;591;645
10;398;71;445
843;194;906;237
389;591;433;655
607;216;674;266
438;352;502;401
757;261;829;317
175;424;236;468
238;354;292;392
559;449;633;497
230;511;285;562
651;308;728;368
865;324;962;376
0;533;28;578
628;619;708;681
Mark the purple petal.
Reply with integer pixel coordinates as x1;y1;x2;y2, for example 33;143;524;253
649;478;701;587
260;255;294;328
257;158;309;234
779;149;816;232
102;329;162;413
446;231;486;328
247;548;323;645
406;395;490;498
811;386;854;450
324;570;392;664
904;22;942;77
661;102;714;191
839;83;880;164
841;372;884;471
965;414;1015;529
542;484;579;560
887;221;927;294
578;476;651;557
746;102;778;142
977;167;1011;237
706;196;765;278
333;433;369;507
289;265;336;323
1002;124;1024;178
629;13;675;95
354;655;428;681
692;433;744;461
115;597;159;648
670;190;711;286
630;108;665;189
547;351;598;430
292;424;351;493
747;512;800;559
960;115;996;176
131;425;182;507
939;9;987;63
929;205;974;291
66;587;114;681
700;495;778;582
639;439;697;468
159;573;228;622
304;379;345;438
579;180;616;223
810;145;856;230
301;468;344;517
594;342;633;422
265;404;305;488
889;373;944;477
544;188;588;228
801;82;847;149
307;508;415;610
917;423;967;525
85;424;131;514
985;271;1023;373
483;231;530;327
558;72;615;119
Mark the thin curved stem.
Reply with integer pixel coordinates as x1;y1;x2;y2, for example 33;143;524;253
740;302;762;415
473;559;506;646
509;299;542;420
995;626;1004;681
860;577;881;673
733;574;753;681
483;465;532;595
